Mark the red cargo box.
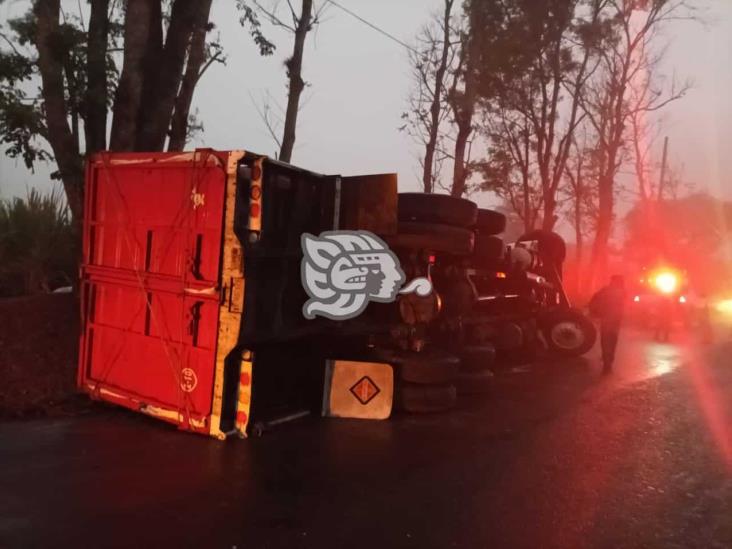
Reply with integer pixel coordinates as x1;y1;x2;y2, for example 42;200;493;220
78;150;400;438
78;151;251;439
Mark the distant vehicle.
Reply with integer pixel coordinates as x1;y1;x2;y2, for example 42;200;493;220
629;266;700;327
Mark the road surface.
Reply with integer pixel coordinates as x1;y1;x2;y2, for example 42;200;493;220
1;328;731;548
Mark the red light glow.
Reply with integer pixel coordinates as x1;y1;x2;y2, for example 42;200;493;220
653;271;679;294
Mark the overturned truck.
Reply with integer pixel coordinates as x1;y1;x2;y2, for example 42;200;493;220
77;150;595;438
390;193;596;392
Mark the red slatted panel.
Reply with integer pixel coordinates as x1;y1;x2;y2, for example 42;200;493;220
78;152;228;428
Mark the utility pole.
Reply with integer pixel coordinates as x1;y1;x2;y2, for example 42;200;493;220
657;136;669;202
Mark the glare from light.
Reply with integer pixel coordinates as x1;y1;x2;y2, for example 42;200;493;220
716;299;732;315
679;295;687;304
652;358;674;376
654;272;678;294
634;295;641;303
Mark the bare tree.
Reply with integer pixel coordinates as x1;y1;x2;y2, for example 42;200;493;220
402;0;459;193
248;90;285;157
582;0;692;288
563;134;594;267
447;1;479;198
471;0;606;229
514;0;604;231
422;0;456;194
480;107;543;231
561;127;602;299
238;0;326;163
169;1;226;151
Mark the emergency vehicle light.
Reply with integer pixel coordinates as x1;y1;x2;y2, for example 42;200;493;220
654;271;678;294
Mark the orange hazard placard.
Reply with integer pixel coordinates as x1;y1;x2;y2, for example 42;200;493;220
323;360;393;420
349;376;381;405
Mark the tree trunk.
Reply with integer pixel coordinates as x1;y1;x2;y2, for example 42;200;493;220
34;0;84;221
421;0;454;192
136;0;203;151
65;60;80;154
574;186;584;298
542;192;556;231
574;191;583;265
110;0;158;151
278;0;313;163
589;174;614;291
451;123;471;197
451;2;478;198
168;0;214;151
85;0;109;153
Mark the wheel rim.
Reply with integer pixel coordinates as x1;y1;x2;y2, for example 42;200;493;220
550;321;585;350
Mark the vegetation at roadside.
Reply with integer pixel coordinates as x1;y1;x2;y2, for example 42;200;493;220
0;187;76;297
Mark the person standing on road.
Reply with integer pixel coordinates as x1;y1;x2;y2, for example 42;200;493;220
589;275;627;374
654;295;674;342
699;293;714;344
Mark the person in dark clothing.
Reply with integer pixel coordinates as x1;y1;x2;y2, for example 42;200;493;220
699;294;714;344
654;295;674;342
589;275;626;373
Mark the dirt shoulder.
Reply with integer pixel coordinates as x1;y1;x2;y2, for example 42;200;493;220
0;293;90;419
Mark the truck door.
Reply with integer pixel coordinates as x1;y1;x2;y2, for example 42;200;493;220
79;152;228;426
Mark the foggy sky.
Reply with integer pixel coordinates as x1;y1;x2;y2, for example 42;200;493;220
0;0;729;209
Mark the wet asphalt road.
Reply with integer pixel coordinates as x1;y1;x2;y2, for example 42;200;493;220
1;328;731;549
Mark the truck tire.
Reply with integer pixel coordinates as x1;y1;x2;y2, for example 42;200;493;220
395;353;459;385
387;222;474;255
460;345;497;373
511;320;539;364
456;370;494;395
396;383;457;413
474;208;507;235
472;235;505;270
494;322;525;351
398;193;478;227
541;309;597;358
